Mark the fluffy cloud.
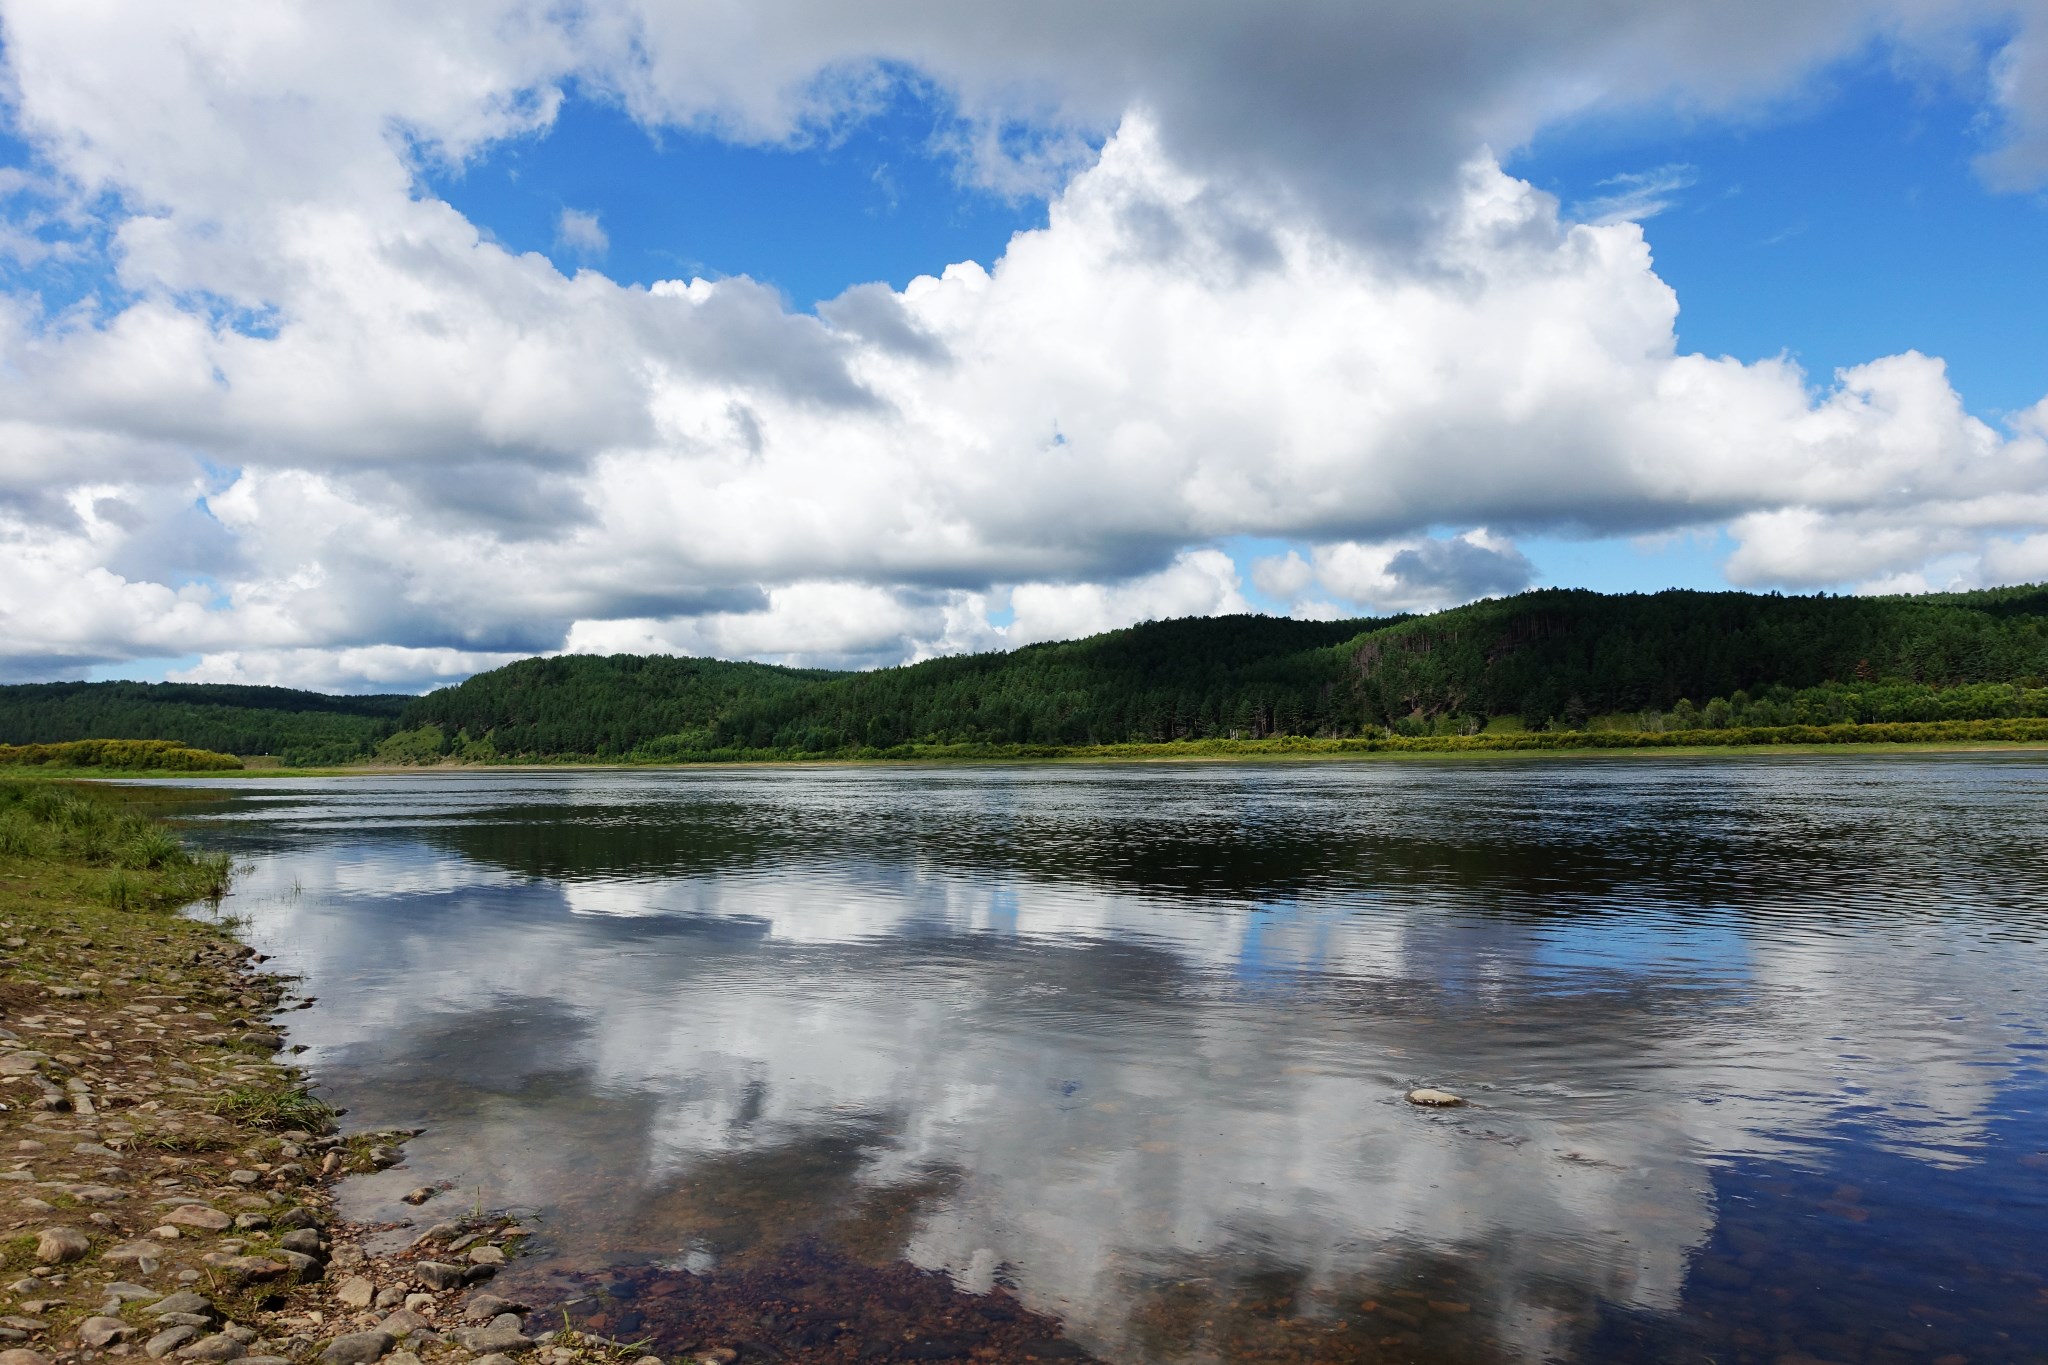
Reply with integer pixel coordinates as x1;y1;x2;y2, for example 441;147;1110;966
1265;531;1537;616
0;1;2045;688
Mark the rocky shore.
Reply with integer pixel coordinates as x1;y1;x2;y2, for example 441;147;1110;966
0;793;659;1365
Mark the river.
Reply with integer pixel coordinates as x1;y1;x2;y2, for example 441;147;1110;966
144;757;2048;1363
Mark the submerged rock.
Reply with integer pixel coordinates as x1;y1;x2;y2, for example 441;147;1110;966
1406;1088;1465;1107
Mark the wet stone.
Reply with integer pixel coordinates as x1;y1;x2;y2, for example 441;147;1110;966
1406;1088;1465;1107
453;1316;530;1355
411;1263;467;1291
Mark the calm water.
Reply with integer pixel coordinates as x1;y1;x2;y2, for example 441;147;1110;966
144;759;2048;1364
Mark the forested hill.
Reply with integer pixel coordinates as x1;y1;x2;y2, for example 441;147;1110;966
396;654;838;759
394;585;2048;758
7;585;2048;763
0;681;410;766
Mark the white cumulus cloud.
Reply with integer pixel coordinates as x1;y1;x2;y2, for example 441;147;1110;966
0;1;2044;688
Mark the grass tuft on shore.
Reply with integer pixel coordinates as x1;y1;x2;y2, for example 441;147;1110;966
0;777;234;906
211;1080;339;1132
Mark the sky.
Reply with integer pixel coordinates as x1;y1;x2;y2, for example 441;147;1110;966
0;2;2044;693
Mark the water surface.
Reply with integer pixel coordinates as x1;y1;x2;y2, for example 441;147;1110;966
152;758;2048;1363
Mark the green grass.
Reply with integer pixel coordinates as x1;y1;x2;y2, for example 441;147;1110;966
209;1082;338;1133
0;780;233;906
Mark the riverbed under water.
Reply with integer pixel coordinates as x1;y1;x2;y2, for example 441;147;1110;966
142;758;2048;1364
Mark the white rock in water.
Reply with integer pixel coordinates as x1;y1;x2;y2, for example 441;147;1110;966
1406;1088;1465;1107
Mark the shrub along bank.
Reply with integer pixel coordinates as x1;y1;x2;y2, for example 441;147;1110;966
0;740;243;772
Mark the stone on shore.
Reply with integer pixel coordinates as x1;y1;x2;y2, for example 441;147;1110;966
177;1335;248;1362
77;1317;135;1348
146;1325;202;1359
463;1293;527;1321
453;1315;530;1355
279;1228;324;1256
411;1262;467;1291
166;1205;233;1231
0;1350;51;1365
34;1226;89;1264
144;1293;219;1320
316;1330;394;1365
333;1276;375;1309
467;1245;505;1266
375;1311;429;1339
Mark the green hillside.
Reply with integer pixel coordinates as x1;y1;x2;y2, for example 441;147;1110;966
7;585;2048;763
395;653;837;761
0;681;410;767
396;586;2048;759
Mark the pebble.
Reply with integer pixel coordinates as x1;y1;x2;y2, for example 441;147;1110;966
372;1288;407;1311
227;1170;261;1186
401;1295;434;1315
0;1351;50;1365
399;1187;434;1207
78;1317;136;1348
1406;1088;1465;1107
177;1334;247;1361
34;1227;88;1265
467;1245;506;1267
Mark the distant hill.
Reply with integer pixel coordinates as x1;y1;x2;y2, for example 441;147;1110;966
0;681;410;767
7;585;2048;763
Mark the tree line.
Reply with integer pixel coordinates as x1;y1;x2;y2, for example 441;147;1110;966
6;585;2047;763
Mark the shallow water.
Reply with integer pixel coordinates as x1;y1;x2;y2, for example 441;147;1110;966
144;758;2048;1363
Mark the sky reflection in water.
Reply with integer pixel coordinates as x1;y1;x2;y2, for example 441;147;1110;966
154;759;2048;1363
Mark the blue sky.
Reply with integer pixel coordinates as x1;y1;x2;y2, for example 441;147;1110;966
4;4;2047;689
